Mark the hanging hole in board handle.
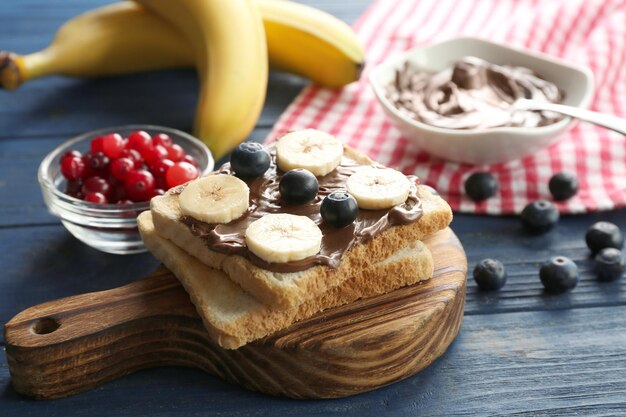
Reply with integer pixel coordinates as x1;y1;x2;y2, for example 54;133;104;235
31;317;60;335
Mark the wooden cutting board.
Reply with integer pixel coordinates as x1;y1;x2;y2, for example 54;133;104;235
4;227;466;400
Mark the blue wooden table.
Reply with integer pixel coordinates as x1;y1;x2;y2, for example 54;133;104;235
2;1;626;415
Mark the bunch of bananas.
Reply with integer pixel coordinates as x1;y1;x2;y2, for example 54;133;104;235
0;1;364;158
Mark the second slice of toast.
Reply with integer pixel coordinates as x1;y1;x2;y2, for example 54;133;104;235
139;211;435;349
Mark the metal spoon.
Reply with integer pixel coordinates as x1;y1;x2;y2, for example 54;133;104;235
514;98;626;135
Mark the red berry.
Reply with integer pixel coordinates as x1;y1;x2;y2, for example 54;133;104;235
61;150;82;161
182;154;198;167
65;179;83;199
110;157;135;180
101;133;125;159
166;144;185;162
90;136;104;154
82;176;112;198
85;192;108;204
119;148;143;167
86;152;110;172
166;161;199;188
128;130;153;155
124;170;156;202
155;176;168;190
153;189;166;197
117;199;134;205
107;174;122;188
112;185;128;202
60;156;86;180
144;144;168;165
151;158;174;177
153;133;173;148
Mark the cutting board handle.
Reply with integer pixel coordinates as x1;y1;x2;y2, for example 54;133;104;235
4;268;199;399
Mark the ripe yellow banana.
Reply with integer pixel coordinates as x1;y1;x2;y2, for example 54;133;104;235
0;3;192;90
131;0;268;159
260;0;363;88
0;1;364;91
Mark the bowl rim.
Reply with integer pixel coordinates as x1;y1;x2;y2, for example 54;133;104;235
368;36;595;137
38;124;214;213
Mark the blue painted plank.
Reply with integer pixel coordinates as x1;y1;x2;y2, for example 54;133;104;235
3;306;626;416
0;71;307;139
458;210;626;314
0;225;159;344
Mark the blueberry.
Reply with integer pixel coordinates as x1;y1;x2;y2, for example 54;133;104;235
549;172;579;201
464;172;498;202
539;256;579;293
230;142;271;178
595;248;625;282
521;200;559;233
473;258;507;291
321;192;358;228
279;169;319;204
585;221;624;254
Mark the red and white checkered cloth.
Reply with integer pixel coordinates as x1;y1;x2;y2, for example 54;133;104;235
265;0;626;214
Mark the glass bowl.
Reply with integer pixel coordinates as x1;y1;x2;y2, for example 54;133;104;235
38;125;214;254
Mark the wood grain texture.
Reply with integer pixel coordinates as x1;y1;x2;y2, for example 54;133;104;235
4;228;466;400
2;0;626;414
5;304;626;417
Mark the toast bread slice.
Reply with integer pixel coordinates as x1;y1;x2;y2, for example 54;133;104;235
138;211;435;349
150;145;452;308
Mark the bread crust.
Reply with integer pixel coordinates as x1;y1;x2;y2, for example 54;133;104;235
139;212;434;349
150;145;452;308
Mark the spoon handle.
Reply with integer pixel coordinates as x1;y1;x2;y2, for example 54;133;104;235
516;98;626;136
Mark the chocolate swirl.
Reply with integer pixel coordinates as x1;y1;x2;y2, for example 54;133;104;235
386;56;565;130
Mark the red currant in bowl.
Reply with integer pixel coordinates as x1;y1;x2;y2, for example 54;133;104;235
166;161;199;188
39;125;213;254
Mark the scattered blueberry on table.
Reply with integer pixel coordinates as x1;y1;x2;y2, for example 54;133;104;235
585;221;624;254
473;258;507;291
521;200;560;233
595;248;626;282
549;172;579;201
464;172;499;202
540;256;579;293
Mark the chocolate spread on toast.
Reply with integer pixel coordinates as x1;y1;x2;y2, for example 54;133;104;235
180;152;423;272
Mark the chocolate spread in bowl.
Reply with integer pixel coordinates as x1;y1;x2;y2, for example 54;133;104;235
180;152;423;273
385;56;565;129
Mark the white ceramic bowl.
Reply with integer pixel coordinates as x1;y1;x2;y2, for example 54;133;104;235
369;37;594;165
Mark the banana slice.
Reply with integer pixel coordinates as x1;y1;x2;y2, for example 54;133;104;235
276;129;343;176
179;175;249;224
245;213;322;263
346;166;411;210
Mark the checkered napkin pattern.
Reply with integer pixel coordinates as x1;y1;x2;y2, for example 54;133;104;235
264;0;626;214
